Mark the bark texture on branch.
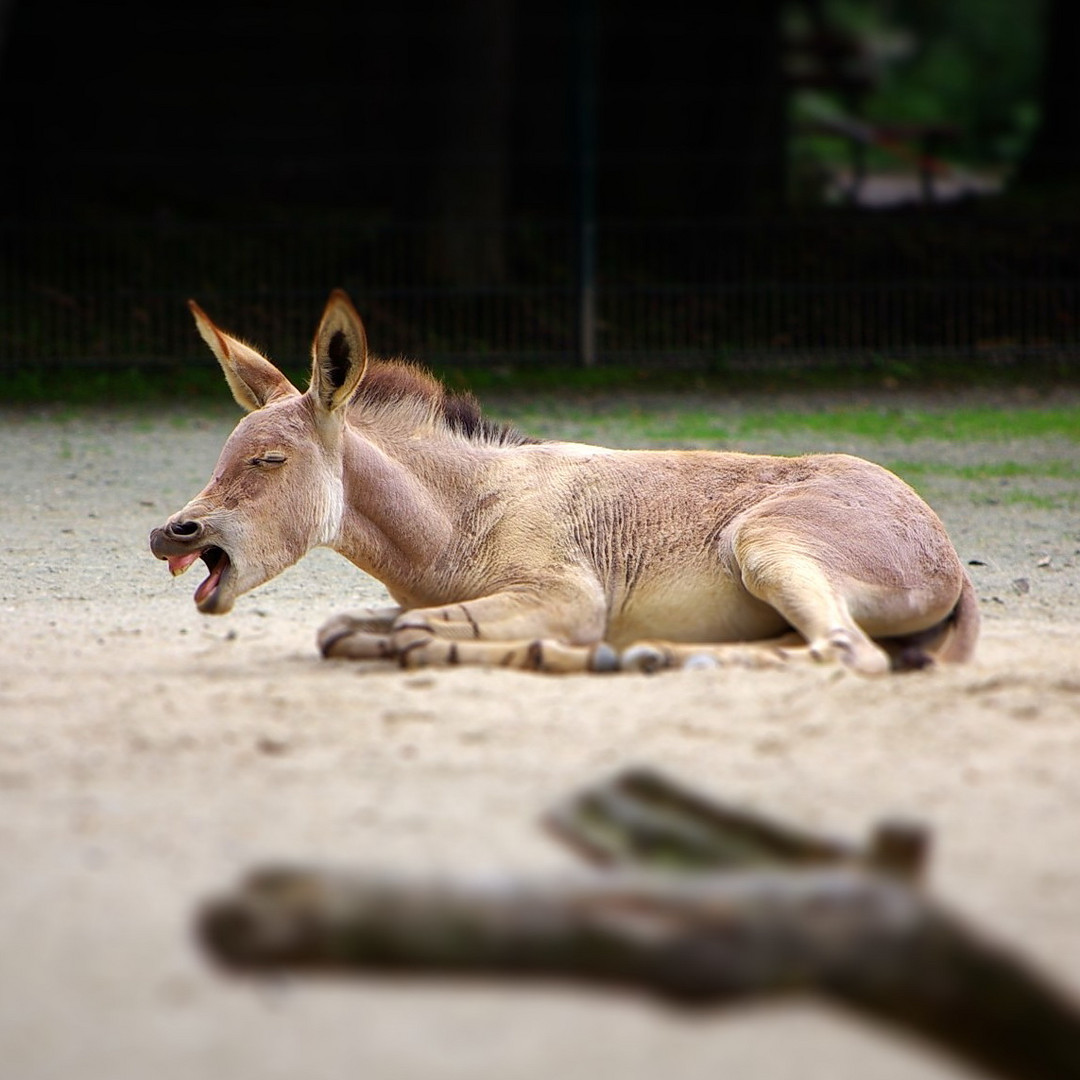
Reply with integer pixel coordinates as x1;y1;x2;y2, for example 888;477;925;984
196;768;1080;1080
199;866;1080;1080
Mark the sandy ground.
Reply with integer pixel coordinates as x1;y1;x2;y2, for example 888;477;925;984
2;397;1079;1080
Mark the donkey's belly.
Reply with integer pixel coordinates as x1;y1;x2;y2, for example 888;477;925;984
606;574;789;648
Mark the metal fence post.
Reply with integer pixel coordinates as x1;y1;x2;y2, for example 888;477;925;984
574;0;598;368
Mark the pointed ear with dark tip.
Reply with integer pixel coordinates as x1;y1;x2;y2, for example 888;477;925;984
310;289;369;415
188;300;300;412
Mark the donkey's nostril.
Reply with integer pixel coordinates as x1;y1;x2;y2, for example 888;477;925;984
169;520;202;538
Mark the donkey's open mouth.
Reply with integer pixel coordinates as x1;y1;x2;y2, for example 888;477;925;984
185;546;230;612
155;541;232;613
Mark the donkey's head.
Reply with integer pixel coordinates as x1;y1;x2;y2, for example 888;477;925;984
149;290;368;614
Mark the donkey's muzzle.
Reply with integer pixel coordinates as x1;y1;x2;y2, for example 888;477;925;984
149;520;206;558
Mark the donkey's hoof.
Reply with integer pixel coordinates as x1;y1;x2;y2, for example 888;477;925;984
620;644;670;674
588;642;620;673
809;629;889;675
683;652;721;671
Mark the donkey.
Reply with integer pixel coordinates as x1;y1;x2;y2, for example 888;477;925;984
149;290;979;674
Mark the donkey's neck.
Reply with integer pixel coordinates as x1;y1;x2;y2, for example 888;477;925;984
332;427;478;605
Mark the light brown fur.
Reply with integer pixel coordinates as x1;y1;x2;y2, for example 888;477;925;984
149;291;979;674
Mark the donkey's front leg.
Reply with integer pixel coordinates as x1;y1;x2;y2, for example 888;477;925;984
316;604;403;658
321;585;613;673
391;628;618;673
394;583;604;649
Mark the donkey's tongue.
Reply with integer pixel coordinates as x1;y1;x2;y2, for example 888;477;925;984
194;560;226;605
167;553;201;576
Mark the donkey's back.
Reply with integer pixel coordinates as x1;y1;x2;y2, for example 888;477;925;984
460;442;976;669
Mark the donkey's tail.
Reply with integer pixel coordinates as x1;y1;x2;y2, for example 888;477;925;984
888;568;980;671
933;568;981;663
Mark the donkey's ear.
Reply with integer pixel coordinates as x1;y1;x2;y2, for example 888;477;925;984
188;300;299;412
310;289;368;414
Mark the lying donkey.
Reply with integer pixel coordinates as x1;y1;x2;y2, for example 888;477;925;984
150;290;979;674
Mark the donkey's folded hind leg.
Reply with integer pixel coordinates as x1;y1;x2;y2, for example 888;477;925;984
620;637;801;674
734;541;892;676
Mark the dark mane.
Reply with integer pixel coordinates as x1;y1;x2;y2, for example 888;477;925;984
351;359;537;447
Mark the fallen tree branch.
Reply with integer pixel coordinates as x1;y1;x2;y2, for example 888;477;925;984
199;865;1080;1080
544;766;929;882
196;768;1080;1079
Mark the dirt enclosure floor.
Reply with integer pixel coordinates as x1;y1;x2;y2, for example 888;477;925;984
2;395;1079;1080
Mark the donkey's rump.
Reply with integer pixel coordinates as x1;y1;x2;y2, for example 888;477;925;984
724;455;967;630
719;459;975;673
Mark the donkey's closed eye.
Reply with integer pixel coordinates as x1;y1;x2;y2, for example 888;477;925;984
250;452;287;467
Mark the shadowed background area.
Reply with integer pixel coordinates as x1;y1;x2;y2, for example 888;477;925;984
0;0;1077;385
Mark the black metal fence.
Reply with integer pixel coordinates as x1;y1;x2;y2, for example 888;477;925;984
2;215;1078;375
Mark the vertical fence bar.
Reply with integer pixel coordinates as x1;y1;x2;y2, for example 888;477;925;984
573;0;598;367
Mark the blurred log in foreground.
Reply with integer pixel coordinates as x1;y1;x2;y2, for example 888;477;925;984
197;769;1080;1080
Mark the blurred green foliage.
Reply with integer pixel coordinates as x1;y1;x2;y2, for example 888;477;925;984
787;0;1044;170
